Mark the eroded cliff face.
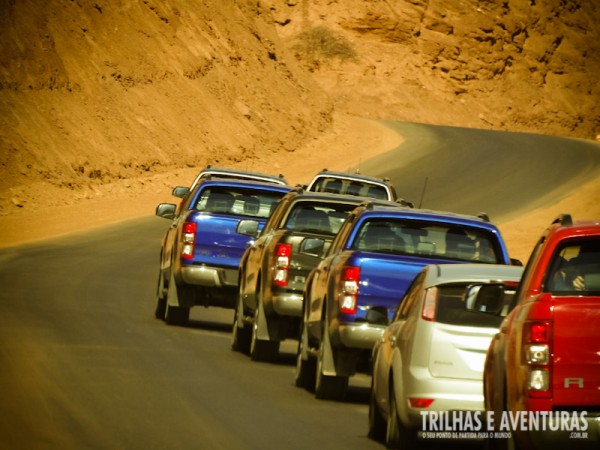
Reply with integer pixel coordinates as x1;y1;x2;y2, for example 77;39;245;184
0;0;331;198
0;0;598;217
269;0;600;137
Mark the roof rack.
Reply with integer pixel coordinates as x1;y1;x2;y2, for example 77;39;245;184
552;214;573;227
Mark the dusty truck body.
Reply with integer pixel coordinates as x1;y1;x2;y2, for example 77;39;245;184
297;202;515;400
155;179;291;325
233;190;380;361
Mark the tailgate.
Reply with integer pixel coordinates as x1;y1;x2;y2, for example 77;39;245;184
551;297;600;407
192;214;260;268
428;324;497;380
287;236;331;292
353;252;452;317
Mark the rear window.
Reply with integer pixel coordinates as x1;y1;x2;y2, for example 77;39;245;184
544;238;600;296
193;187;285;218
309;176;389;200
350;218;502;263
282;201;358;235
432;283;516;328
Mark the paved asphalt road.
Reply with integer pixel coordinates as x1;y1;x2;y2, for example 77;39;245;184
359;122;600;222
0;124;599;449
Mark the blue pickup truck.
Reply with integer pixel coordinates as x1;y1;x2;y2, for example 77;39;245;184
296;202;517;400
154;179;291;325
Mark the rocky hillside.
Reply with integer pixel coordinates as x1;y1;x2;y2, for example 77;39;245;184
0;0;598;221
269;0;600;137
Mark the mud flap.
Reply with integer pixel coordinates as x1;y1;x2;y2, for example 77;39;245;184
167;272;195;308
234;294;245;331
256;292;287;341
167;272;180;307
321;319;358;377
256;296;271;340
321;321;337;376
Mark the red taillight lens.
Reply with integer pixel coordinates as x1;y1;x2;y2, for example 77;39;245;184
339;266;360;314
523;321;552;397
527;323;549;343
409;398;434;408
273;244;292;286
421;287;438;321
181;222;196;259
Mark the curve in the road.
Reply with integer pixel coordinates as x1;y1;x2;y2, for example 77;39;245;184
355;122;600;222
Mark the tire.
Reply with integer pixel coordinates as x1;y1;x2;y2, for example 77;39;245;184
295;320;316;390
314;324;348;401
250;304;279;362
385;379;417;449
155;270;167;320
231;294;251;354
165;303;190;326
368;376;386;442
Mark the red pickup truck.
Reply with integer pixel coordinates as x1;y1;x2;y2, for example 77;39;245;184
482;214;599;450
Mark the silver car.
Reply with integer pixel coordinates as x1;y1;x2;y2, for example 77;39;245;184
369;263;523;448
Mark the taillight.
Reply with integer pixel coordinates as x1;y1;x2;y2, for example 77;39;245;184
181;222;196;259
339;266;360;314
421;287;438;321
409;398;434;408
273;244;292;286
523;321;552;397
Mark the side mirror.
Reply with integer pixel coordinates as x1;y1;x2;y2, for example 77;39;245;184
366;306;389;326
300;238;325;257
156;203;177;220
466;284;505;315
237;219;259;237
172;186;190;199
510;258;523;266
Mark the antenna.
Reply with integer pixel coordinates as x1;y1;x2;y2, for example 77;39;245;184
418;177;428;209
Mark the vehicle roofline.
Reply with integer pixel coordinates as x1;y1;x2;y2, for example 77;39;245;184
353;206;499;226
198;166;287;181
310;171;390;184
193;179;292;190
424;263;523;286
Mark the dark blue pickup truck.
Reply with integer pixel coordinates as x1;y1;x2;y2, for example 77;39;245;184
296;202;517;400
154;179;291;325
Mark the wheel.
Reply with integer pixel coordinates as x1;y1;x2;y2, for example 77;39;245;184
368;376;386;441
295;320;316;390
314;323;348;401
231;294;251;354
155;269;167;320
385;379;416;449
250;304;279;362
165;303;190;326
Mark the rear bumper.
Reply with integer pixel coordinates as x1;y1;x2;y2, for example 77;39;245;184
401;366;485;427
181;265;238;287
271;293;303;317
332;320;386;349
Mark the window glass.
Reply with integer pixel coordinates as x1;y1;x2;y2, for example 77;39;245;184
435;283;516;328
544;238;600;296
194;187;285;218
282;201;357;235
350;218;502;263
310;177;388;200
